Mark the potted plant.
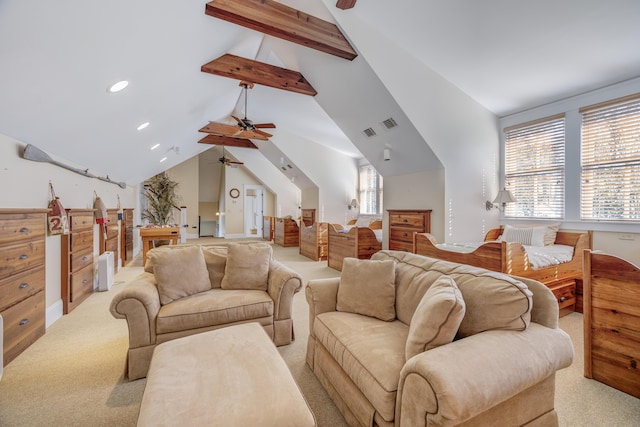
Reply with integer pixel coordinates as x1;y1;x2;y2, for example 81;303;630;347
141;172;180;248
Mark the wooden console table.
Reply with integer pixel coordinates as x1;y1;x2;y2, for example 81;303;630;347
140;227;180;265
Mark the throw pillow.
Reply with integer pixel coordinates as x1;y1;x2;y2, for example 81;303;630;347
220;243;272;291
153;245;212;305
336;258;396;321
501;224;560;246
144;245;181;273
201;246;227;289
405;275;466;361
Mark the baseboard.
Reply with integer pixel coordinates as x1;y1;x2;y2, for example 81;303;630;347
224;233;246;239
46;299;64;329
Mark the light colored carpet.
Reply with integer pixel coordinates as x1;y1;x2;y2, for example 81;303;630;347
0;243;638;426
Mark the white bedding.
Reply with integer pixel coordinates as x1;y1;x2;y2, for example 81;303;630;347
435;242;574;269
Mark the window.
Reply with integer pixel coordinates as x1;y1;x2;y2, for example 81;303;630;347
504;114;565;218
580;94;640;221
358;164;383;215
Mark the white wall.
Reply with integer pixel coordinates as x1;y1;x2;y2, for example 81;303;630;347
328;15;501;243
223;164;262;237
271;130;359;224
165;156;199;238
1;134;138;327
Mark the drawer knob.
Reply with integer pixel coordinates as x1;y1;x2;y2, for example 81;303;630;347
20;254;29;260
559;296;567;302
403;219;408;222
19;282;29;289
82;279;89;285
19;318;29;326
20;227;30;233
82;256;88;261
402;232;408;237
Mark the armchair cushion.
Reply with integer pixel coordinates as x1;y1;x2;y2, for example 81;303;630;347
221;243;272;291
153;246;211;305
405;275;465;361
337;258;396;321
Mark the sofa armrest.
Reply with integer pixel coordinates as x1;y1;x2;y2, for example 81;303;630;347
109;272;161;348
396;324;574;427
305;278;340;337
267;260;303;320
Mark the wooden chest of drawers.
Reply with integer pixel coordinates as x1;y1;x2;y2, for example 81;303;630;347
387;209;432;252
0;208;47;366
274;218;299;247
61;209;95;314
99;208;119;271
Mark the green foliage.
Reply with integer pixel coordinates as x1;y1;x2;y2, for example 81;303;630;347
142;172;179;225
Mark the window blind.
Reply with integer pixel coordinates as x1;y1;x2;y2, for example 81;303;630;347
580;93;640;221
358;164;383;215
504;114;565;218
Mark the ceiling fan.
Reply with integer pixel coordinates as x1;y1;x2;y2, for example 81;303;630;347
218;145;243;167
201;81;276;141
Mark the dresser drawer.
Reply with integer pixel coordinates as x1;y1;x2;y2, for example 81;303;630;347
71;264;94;303
389;213;425;229
390;228;417;244
549;280;576;310
2;290;45;366
0;267;45;311
0;239;46;280
71;247;93;273
71;230;93;251
106;238;119;253
390;240;414;252
106;224;119;239
0;213;45;244
70;214;94;231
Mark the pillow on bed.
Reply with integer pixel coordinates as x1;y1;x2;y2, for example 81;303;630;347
405;275;465;361
337;258;396;321
501;224;559;246
354;217;372;227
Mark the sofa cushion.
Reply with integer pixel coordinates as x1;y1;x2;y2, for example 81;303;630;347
201;246;227;289
371;251;532;338
153;245;212;305
156;288;274;334
405;275;466;361
314;311;408;422
144;245;183;273
221;243;272;291
337;258;396;321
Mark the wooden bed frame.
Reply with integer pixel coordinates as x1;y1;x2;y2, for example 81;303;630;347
327;220;383;271
274;217;299;247
414;228;592;315
300;222;329;261
583;250;640;399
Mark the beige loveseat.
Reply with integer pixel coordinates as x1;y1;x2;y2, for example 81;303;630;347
110;243;302;380
306;250;574;427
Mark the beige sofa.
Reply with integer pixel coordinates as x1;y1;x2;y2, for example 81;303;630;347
306;250;574;427
110;243;302;380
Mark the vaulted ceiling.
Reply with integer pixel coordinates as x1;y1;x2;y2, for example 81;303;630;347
1;0;639;186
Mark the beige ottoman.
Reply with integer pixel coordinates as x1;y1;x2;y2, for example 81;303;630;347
137;322;316;427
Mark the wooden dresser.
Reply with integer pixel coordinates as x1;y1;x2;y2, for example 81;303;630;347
0;208;47;366
274;217;299;247
99;208;119;271
263;216;275;241
121;208;134;266
61;209;95;314
387;209;432;252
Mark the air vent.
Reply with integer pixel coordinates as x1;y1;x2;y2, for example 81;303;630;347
287;164;293;169
362;127;377;138
382;117;398;130
281;166;287;171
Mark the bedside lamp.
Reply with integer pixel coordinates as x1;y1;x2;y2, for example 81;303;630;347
486;189;516;211
347;199;359;210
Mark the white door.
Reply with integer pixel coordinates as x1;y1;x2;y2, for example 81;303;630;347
244;186;263;237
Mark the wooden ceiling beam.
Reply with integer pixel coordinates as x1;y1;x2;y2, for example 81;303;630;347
197;134;259;148
336;0;357;10
205;0;357;60
202;54;317;96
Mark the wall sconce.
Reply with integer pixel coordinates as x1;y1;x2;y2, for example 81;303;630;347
347;198;359;210
486;188;516;211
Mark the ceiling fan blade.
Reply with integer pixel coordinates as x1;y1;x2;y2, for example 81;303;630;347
254;123;276;129
200;122;239;134
230;115;245;127
254;129;273;138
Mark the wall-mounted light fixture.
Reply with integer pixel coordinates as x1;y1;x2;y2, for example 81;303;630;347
347;198;359;210
486;188;516;212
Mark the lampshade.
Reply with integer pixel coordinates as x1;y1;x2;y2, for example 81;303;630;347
348;198;359;209
492;189;516;205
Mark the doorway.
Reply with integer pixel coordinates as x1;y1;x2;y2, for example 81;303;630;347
244;185;264;237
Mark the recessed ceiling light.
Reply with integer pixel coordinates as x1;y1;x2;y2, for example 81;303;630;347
108;80;129;93
137;122;149;131
160;157;167;163
150;143;160;150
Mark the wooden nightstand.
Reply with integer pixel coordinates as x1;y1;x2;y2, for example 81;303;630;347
387;209;432;252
